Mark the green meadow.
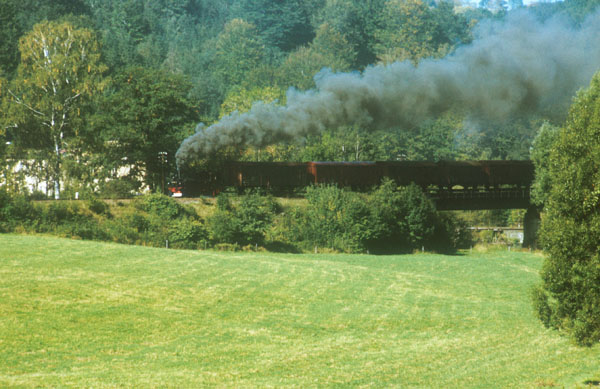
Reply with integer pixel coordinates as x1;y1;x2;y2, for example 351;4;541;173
0;234;598;387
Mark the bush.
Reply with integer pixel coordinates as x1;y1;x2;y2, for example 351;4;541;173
103;218;141;245
433;212;473;252
531;284;556;330
299;185;375;251
87;197;110;216
272;181;467;254
123;212;150;233
366;179;409;251
0;190;13;231
214;243;241;251
137;193;184;219
57;217;109;241
99;178;139;199
534;71;600;345
400;183;438;249
29;190;48;200
168;219;208;249
3;194;38;225
367;180;448;252
41;202;80;227
207;191;278;246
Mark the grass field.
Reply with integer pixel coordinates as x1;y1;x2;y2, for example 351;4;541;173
1;234;599;387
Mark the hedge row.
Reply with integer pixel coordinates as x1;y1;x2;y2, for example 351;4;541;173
0;182;471;253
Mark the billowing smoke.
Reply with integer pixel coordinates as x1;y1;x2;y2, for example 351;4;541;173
177;11;600;165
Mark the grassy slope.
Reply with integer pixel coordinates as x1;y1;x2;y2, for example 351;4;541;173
0;235;598;387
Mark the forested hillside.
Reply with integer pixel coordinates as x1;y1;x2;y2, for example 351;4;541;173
1;0;599;197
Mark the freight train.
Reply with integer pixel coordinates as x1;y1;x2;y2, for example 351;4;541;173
179;160;534;196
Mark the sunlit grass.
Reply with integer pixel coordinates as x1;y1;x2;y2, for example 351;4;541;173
0;234;598;387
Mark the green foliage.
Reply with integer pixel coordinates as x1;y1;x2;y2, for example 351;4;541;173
296;185;375;251
314;0;386;68
87;197;110;216
0;0;20;76
231;0;315;52
559;0;600;24
220;86;285;118
212;19;267;90
0;191;208;248
0;0;90;77
536;71;600;345
4;20;106;199
434;212;474;251
137;193;185;219
401;183;438;248
208;191;278;246
375;0;470;64
530;122;561;207
168;219;208;250
368;181;448;251
98;178;139;199
276;23;357;91
367;179;410;250
0;190;38;231
97;66;199;191
311;23;357;71
276;181;467;253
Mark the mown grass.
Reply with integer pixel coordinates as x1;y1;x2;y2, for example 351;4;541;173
0;234;598;387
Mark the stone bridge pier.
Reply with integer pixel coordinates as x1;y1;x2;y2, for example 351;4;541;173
523;206;541;248
431;188;540;248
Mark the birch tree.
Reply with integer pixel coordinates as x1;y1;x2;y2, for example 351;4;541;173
5;21;106;199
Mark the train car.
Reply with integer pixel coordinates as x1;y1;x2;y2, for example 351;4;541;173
484;160;534;187
196;160;534;192
221;161;310;188
377;161;440;187
307;161;381;187
380;160;534;189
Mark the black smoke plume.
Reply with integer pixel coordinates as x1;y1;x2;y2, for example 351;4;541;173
177;11;600;165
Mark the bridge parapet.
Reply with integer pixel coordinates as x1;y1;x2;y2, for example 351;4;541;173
430;187;531;210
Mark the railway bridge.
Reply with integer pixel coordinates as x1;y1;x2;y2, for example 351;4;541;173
222;160;535;207
196;160;540;246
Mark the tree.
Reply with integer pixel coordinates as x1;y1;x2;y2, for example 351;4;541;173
0;0;90;78
0;78;7;163
553;0;600;24
212;19;266;90
276;23;357;90
220;86;285;118
4;20;106;199
231;0;315;52
530;122;560;207
277;47;330;91
533;72;600;345
314;0;386;68
232;0;316;52
218;85;289;162
0;0;20;77
97;67;200;192
374;0;469;64
311;23;357;71
15;0;89;26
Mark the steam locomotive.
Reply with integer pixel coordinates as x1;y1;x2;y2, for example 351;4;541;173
179;160;534;196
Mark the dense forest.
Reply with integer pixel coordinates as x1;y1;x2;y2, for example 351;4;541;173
0;0;599;198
